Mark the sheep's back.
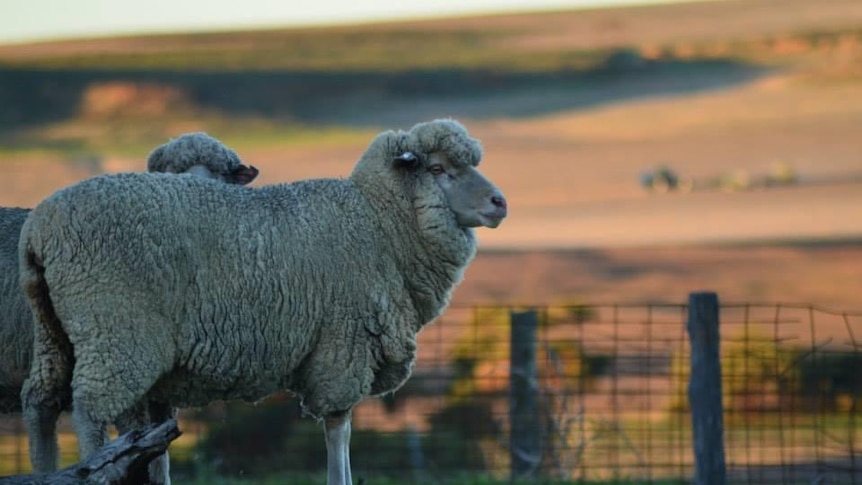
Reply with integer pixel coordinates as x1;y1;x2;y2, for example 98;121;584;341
24;172;408;406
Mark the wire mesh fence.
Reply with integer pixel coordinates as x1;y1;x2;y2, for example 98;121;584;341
1;299;861;484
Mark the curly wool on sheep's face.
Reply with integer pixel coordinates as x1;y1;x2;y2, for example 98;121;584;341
20;119;506;485
353;118;507;234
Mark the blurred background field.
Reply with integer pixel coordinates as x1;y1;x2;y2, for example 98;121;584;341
1;0;861;482
2;0;861;307
2;0;862;255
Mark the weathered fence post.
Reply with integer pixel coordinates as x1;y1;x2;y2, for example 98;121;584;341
687;292;727;485
510;309;541;480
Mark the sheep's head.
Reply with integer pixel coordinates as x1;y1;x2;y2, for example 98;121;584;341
352;119;507;231
397;119;507;229
147;132;259;185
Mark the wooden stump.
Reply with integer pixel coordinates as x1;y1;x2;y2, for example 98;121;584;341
0;418;181;485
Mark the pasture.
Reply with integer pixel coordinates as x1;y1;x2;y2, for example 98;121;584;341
1;0;861;482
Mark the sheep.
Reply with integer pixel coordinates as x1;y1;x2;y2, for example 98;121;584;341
19;118;507;485
0;132;258;475
1;132;258;413
0;207;31;414
146;131;259;186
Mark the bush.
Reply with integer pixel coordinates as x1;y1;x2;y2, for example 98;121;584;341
668;327;862;415
193;392;308;477
193;394;496;480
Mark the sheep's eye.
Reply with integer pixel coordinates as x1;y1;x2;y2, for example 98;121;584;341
428;165;445;176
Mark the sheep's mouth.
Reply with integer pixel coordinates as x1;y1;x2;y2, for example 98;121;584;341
478;207;507;228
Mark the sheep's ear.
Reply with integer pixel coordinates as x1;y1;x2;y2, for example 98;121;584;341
393;152;420;170
228;164;259;186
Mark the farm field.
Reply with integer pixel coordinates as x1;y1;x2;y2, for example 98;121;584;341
1;0;862;482
2;73;861;310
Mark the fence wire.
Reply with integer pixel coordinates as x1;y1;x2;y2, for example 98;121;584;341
0;301;860;484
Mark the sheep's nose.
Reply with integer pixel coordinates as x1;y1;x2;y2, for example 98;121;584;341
491;194;507;210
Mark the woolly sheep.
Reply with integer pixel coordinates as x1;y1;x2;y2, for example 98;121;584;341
0;207;30;413
1;132;258;413
2;132;258;475
20;119;507;485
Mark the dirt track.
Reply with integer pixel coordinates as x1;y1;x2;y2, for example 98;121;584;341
488;182;862;249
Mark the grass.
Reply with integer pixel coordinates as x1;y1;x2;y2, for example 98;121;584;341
175;475;688;485
1;19;857;75
0;116;374;161
4;411;856;480
0;27;610;73
0;5;858;164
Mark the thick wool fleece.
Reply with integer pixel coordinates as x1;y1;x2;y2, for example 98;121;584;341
0;207;31;412
21;119;482;423
2;135;252;415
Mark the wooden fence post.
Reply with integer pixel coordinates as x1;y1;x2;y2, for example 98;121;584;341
687;291;727;485
510;309;541;480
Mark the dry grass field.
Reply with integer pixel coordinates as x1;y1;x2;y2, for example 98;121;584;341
0;1;861;306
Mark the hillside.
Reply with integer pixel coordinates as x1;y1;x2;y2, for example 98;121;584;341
0;0;860;142
0;0;861;308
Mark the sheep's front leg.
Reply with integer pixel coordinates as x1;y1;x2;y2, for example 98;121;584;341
22;404;60;473
324;409;353;485
72;403;109;459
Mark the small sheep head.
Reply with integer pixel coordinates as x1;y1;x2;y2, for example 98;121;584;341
401;119;507;229
147;132;259;186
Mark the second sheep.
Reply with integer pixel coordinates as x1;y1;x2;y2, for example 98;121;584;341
1;132;257;476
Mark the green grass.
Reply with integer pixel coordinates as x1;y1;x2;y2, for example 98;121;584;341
176;476;687;485
3;411;856;481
